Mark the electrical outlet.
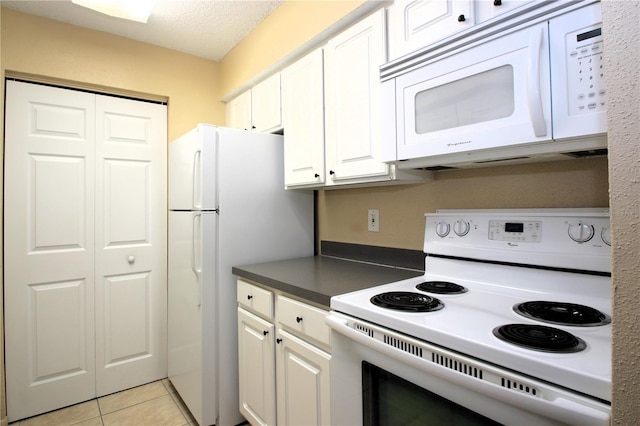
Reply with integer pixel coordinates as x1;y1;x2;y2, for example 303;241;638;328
368;209;379;232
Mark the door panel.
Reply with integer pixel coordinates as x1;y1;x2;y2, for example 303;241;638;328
30;279;89;380
4;80;97;422
103;273;152;364
94;94;167;396
103;159;150;245
30;155;87;251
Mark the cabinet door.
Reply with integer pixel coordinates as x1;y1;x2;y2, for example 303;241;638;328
238;308;277;426
324;9;389;184
227;90;253;130
282;49;325;187
476;0;536;24
276;329;331;426
252;73;282;133
388;0;474;61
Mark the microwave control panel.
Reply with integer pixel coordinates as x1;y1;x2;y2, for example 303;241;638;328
566;23;605;116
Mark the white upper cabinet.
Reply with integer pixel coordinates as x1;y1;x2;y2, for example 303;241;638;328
226;89;252;131
282;8;431;189
388;0;474;62
476;0;536;24
252;73;282;133
324;8;389;186
282;48;326;188
226;73;282;133
388;0;542;63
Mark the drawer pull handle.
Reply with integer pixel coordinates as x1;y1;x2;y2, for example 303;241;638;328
247;295;253;300
458;14;466;22
296;316;303;323
263;330;269;336
276;338;283;344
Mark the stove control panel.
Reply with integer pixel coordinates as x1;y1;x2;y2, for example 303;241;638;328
488;220;541;243
424;209;611;273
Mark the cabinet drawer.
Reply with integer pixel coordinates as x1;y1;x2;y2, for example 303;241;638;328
237;279;274;319
277;295;330;348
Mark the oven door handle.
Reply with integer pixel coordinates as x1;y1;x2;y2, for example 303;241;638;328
326;313;610;425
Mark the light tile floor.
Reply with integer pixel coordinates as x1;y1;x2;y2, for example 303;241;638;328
10;379;197;426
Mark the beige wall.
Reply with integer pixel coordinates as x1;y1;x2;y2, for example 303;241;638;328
1;8;224;141
602;1;640;423
219;0;366;98
319;158;609;249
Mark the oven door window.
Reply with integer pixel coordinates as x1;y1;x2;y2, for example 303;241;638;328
362;362;502;426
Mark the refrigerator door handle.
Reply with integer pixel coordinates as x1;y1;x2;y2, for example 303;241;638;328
192;149;202;209
191;213;202;278
191;213;202;308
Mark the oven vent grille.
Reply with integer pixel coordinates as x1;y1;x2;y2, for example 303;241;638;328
383;335;423;357
501;378;539;396
354;323;374;337
432;353;483;379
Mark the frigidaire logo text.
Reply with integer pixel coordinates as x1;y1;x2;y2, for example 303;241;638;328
447;140;472;147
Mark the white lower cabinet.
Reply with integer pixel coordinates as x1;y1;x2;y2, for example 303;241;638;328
276;329;331;426
238;308;277;426
237;279;331;426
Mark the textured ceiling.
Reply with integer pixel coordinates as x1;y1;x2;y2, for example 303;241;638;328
0;0;283;61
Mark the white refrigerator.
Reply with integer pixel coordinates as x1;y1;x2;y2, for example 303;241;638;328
168;124;314;426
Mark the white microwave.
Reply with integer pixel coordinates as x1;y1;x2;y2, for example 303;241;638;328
382;2;607;169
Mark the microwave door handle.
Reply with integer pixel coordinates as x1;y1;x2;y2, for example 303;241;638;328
527;27;547;137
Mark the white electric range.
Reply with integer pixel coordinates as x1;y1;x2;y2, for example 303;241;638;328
328;209;612;425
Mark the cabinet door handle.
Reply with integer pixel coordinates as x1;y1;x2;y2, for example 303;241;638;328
263;330;269;336
314;173;320;178
296;316;303;323
276;338;283;344
458;14;466;22
494;0;502;5
247;295;253;300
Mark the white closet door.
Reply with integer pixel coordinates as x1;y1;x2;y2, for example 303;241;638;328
4;81;97;422
4;81;168;422
94;94;167;396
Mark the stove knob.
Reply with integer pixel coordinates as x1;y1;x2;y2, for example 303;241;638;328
453;219;470;236
601;227;611;246
435;221;450;238
568;222;595;243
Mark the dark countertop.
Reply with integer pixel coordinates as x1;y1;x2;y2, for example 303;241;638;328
232;255;424;308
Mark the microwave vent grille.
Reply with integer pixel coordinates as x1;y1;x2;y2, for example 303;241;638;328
420;165;459;171
563;148;608;158
473;156;530;164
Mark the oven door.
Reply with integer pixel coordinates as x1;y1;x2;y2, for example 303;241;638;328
327;312;610;426
392;21;551;163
